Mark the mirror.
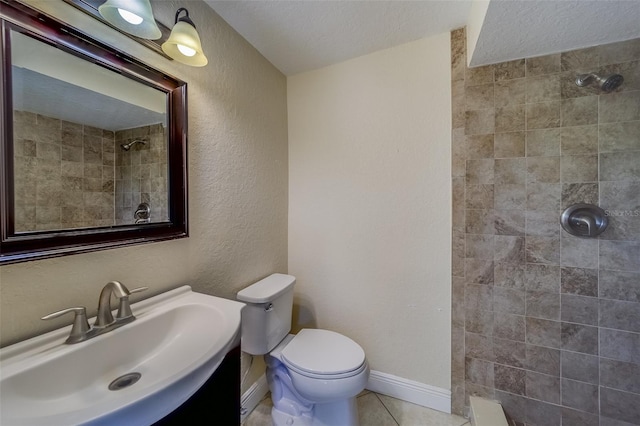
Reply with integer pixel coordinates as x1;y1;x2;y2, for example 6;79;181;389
12;30;169;231
1;0;188;264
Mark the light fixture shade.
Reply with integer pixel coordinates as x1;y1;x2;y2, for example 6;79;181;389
98;0;161;40
162;21;208;67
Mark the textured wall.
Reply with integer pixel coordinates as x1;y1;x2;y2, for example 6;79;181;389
0;0;288;348
288;35;452;389
451;27;640;425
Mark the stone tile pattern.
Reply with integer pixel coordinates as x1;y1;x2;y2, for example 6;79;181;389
451;28;640;426
13;112;167;230
114;124;168;225
13;111;116;230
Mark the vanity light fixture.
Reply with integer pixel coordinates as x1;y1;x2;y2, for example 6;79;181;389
98;0;161;40
162;8;208;67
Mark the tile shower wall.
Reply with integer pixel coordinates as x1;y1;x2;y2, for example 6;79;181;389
13;113;166;230
451;28;640;425
114;124;167;225
13;111;115;231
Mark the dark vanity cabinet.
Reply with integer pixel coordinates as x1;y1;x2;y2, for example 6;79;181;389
154;346;241;426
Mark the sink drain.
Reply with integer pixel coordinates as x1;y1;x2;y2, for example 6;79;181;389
108;372;142;391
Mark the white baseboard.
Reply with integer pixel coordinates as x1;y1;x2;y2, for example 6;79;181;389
240;374;269;423
240;370;452;422
366;370;451;414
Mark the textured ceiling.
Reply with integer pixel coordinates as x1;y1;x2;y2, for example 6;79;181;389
205;0;640;76
11;30;166;132
13;67;165;132
204;0;472;76
471;0;640;66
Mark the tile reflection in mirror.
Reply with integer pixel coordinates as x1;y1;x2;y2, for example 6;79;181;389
11;30;169;232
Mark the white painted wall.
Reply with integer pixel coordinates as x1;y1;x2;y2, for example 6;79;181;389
288;34;452;389
0;0;288;347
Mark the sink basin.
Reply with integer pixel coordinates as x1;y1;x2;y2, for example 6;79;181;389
0;286;245;425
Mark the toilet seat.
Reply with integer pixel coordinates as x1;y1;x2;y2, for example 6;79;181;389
284;357;369;380
281;329;366;378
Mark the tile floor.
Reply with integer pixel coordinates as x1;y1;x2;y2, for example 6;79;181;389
243;391;470;426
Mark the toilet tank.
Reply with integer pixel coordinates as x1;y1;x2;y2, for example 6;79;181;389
237;273;295;355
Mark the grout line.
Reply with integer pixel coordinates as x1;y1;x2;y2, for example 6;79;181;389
374;393;400;426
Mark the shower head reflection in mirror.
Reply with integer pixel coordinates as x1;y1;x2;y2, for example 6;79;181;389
120;140;147;151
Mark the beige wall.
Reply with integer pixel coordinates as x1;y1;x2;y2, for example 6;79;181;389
0;0;288;348
288;34;452;389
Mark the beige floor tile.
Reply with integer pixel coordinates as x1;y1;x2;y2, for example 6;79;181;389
358;389;373;398
243;396;272;426
377;394;470;426
358;392;399;426
243;392;470;426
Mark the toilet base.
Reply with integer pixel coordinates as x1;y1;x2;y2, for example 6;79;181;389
272;397;359;426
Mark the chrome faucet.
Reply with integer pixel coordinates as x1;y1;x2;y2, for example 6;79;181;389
42;281;147;344
95;281;133;327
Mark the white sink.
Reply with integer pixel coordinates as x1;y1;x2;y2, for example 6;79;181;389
0;286;245;426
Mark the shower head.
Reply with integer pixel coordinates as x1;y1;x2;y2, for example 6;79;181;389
120;140;147;151
575;73;624;93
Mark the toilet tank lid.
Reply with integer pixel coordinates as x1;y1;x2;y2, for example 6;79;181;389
237;273;295;303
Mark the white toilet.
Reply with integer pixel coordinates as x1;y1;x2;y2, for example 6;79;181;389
237;273;370;426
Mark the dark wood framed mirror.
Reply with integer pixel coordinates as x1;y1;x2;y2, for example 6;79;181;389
0;0;188;265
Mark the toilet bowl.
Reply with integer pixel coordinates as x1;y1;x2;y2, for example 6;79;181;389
237;274;370;426
272;330;369;402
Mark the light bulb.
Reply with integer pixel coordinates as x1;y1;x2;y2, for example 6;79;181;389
118;8;143;25
177;44;196;57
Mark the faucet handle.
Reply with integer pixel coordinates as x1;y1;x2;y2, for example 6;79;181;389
116;287;148;320
42;307;90;344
